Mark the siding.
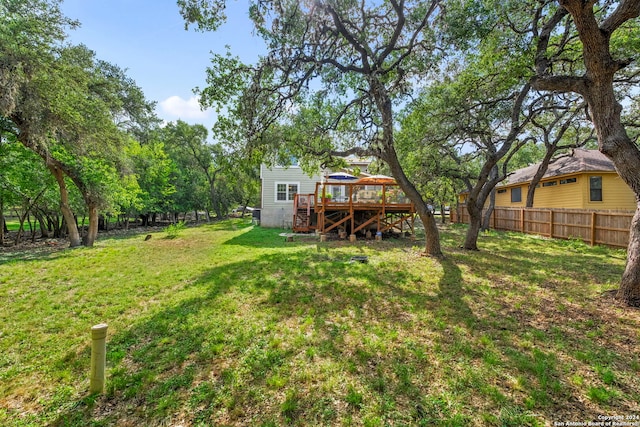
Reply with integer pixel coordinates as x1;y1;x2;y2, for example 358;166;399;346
495;185;527;207
585;174;636;211
533;175;582;208
260;165;322;228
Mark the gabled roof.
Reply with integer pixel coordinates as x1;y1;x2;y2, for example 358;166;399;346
504;149;616;186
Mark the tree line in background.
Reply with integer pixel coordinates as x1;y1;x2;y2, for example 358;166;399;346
1;0;640;306
0;0;259;248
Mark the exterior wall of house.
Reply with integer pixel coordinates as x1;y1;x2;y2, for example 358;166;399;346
495;184;528;208
585;173;636;211
526;174;583;208
259;164;322;228
491;172;635;210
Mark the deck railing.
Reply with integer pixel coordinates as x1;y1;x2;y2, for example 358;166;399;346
292;182;416;233
313;182;412;208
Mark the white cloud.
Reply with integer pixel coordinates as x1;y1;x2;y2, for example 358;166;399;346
159;95;211;120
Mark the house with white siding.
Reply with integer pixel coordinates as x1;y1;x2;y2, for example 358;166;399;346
259;164;322;228
259;158;371;228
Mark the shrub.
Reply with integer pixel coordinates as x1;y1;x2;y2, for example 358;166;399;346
164;221;186;239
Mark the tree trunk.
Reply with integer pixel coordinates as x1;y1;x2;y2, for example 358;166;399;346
482;192;494;232
48;165;81;247
482;166;498;231
618;204;640;305
459;84;531;250
463;175;498;250
596;128;640;306
387;158;443;257
51;215;62;238
463;202;482;250
84;203;99;247
414;203;442;256
587;84;640;307
366;74;443;257
28;213;36;243
14;208;26;245
526;149;557;207
209;177;223;219
34;210;49;238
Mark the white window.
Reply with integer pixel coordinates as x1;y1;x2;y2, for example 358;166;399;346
275;182;299;202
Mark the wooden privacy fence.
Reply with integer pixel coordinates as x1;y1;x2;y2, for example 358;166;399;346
453;206;634;248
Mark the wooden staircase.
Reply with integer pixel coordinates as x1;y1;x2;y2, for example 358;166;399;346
293;194;316;232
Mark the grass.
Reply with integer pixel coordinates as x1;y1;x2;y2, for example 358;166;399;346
0;219;639;426
3;218;22;232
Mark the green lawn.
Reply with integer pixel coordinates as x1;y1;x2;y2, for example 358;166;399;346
3;218;21;232
1;220;638;426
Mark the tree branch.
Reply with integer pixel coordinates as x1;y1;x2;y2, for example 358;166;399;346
534;4;569;76
530;75;587;95
601;0;640;35
318;1;372;73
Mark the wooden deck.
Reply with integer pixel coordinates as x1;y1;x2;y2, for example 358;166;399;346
293;182;416;237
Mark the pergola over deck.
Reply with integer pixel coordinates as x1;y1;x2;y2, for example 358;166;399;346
292;179;416;237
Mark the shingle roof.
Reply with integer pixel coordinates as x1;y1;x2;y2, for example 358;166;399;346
504;149;615;186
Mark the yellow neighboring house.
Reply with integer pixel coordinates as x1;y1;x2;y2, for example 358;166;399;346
460;149;636;210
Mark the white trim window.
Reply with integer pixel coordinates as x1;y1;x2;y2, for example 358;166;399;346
275;182;299;202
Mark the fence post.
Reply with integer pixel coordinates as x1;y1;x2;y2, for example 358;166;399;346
549;210;554;238
591;212;596;246
90;323;108;394
520;208;525;233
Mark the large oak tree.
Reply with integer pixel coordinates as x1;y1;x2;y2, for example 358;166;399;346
181;0;445;256
531;0;640;306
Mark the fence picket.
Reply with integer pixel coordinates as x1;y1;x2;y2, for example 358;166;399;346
452;206;632;248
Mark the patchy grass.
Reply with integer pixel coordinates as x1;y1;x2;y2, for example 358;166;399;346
0;220;638;426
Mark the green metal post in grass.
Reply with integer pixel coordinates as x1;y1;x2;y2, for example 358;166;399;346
90;323;108;394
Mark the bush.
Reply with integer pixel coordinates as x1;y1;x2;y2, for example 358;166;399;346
164;221;186;239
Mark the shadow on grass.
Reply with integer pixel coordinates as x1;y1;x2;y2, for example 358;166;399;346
0;220;256;266
0;246;70;265
222;224;312;248
440;227;638;421
48;243;450;425
45;225;639;426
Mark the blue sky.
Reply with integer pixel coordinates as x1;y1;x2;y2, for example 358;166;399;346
61;0;265;132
